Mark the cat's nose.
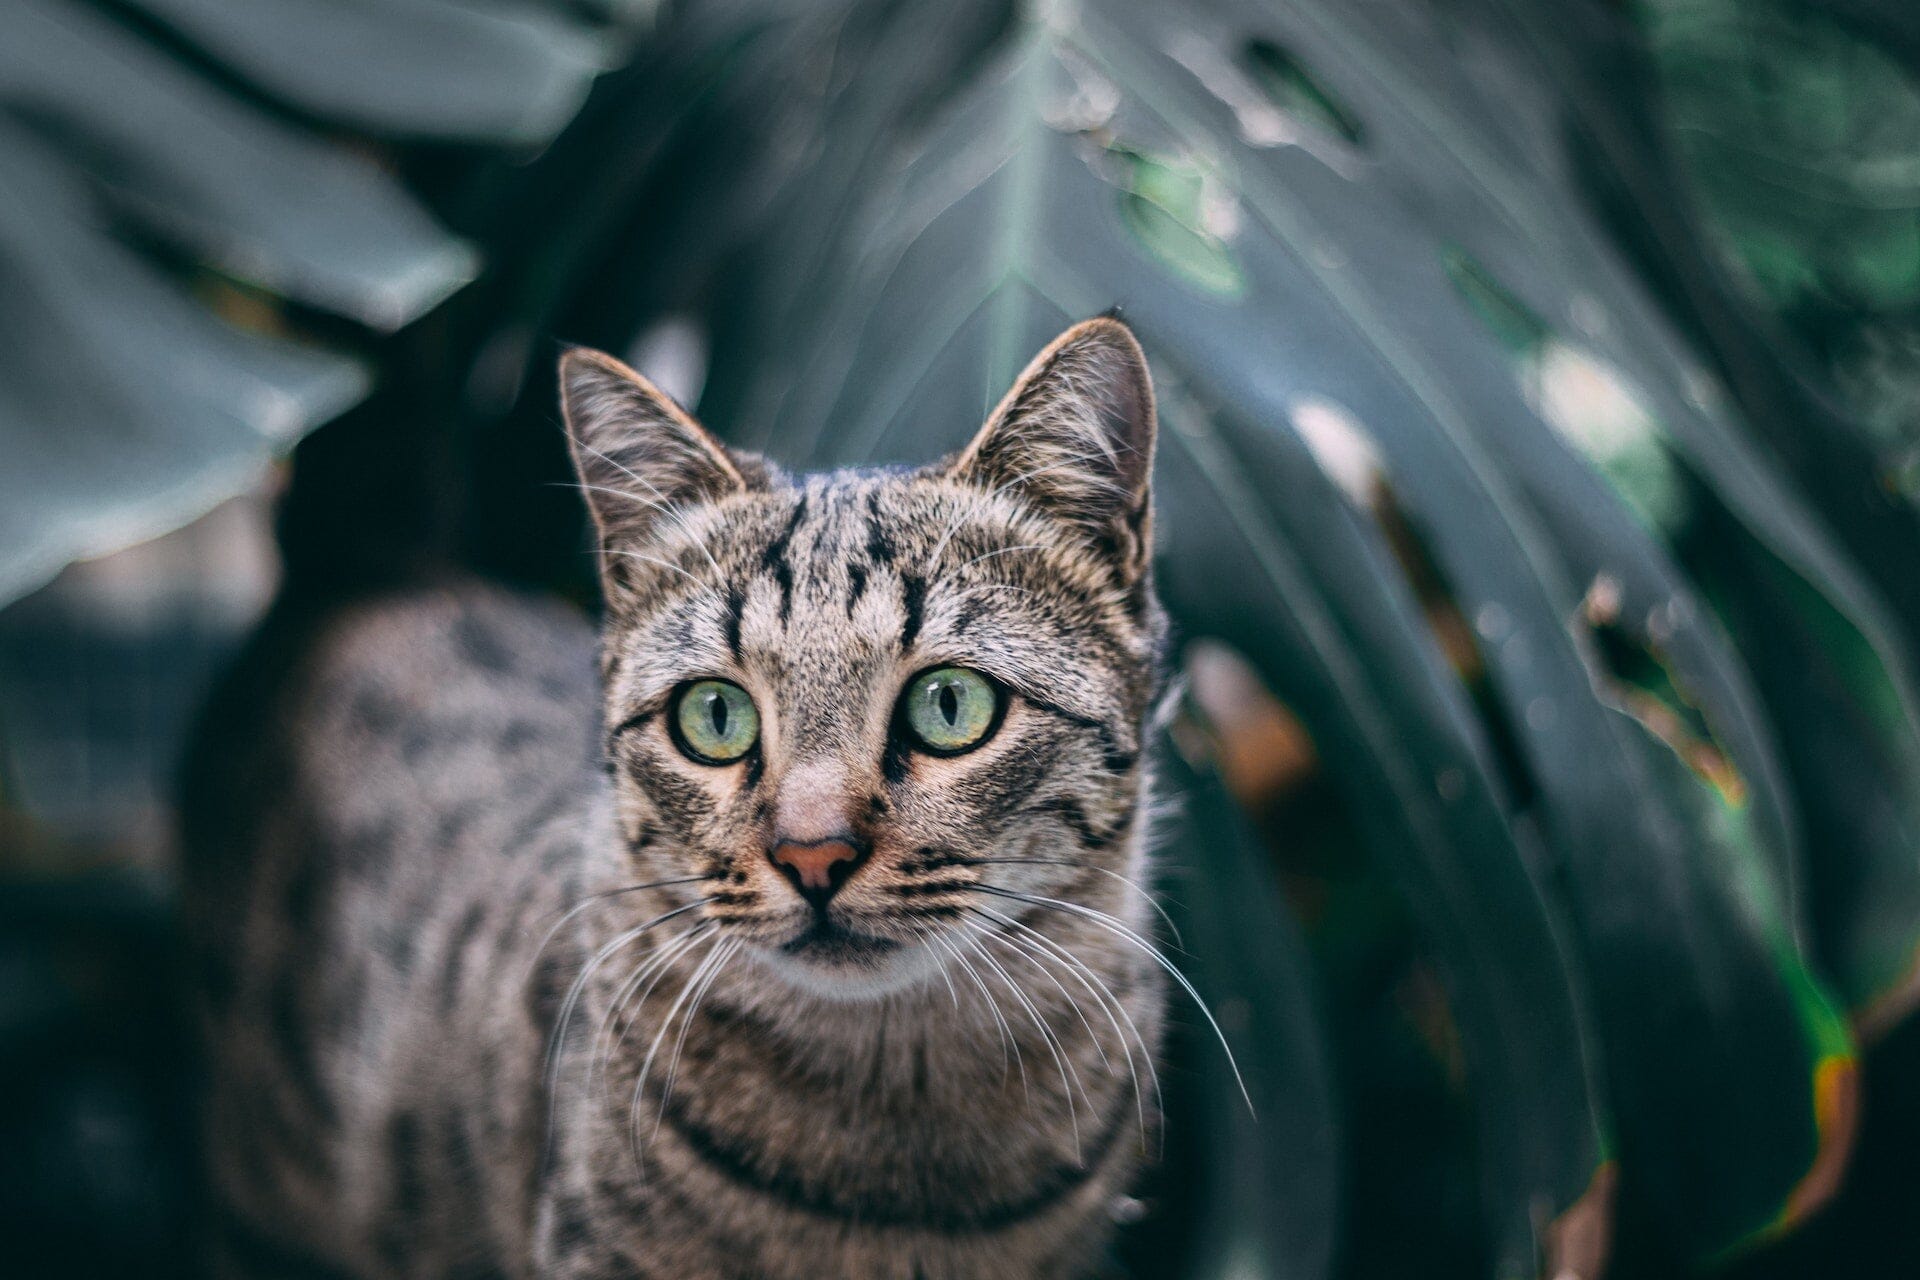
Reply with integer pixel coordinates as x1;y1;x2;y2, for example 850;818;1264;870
767;836;868;911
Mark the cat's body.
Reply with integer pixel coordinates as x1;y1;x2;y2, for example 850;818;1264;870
184;320;1171;1279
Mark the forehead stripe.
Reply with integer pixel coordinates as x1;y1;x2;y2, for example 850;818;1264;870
761;495;808;626
898;573;927;652
723;584;745;660
864;500;897;568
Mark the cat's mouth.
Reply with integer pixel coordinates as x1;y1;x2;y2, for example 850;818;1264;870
778;919;900;967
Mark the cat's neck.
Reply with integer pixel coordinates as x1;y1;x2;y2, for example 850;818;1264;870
562;813;1159;1140
597;891;1150;1113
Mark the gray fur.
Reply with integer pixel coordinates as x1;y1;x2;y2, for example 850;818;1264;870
184;319;1171;1279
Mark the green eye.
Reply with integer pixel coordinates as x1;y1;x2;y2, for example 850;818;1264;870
672;680;760;764
901;667;1002;754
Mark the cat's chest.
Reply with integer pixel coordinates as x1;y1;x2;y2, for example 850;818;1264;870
548;1076;1138;1280
542;987;1147;1277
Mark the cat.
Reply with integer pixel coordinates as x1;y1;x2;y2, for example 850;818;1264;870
181;317;1173;1279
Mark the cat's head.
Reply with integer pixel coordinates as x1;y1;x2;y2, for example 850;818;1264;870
561;318;1166;999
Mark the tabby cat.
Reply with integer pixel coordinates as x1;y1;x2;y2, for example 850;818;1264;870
183;317;1173;1279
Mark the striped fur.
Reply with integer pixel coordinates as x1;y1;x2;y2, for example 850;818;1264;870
183;319;1171;1278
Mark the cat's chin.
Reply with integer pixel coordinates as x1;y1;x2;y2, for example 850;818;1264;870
751;921;943;1002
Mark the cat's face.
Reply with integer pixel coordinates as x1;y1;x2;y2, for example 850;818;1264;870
562;319;1165;999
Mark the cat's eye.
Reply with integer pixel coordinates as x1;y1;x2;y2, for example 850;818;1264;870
899;667;1002;755
670;680;760;764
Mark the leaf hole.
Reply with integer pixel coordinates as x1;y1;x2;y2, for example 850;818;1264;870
1441;248;1549;357
1442;249;1686;532
1379;494;1542;816
1289;398;1540;814
1105;142;1246;296
1240;38;1365;147
1579;576;1747;806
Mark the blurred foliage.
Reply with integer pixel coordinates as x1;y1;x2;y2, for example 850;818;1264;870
0;0;657;606
1638;0;1920;472
5;0;1920;1278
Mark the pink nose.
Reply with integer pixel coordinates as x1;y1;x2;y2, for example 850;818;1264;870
768;838;866;909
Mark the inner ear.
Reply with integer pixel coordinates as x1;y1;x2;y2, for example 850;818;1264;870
947;317;1157;556
559;347;747;586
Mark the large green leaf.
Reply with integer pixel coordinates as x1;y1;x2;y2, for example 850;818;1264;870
1150;373;1608;1277
1634;0;1920;466
668;0;1894;1265
0;111;364;606
9;0;1906;1271
0;0;479;326
0;0;653;609
1612;0;1920;1020
122;0;617;145
1122;749;1340;1280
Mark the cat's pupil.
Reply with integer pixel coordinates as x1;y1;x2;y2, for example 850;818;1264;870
709;697;728;735
939;685;958;725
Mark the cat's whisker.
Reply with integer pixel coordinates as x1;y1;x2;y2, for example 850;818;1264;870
594;922;715;1107
565;480;732;594
972;911;1125;1086
915;930;993;1069
598;549;729;609
947;582;1038;606
947;543;1048;577
974;929;1111;1163
932;932;1025;1100
1015;920;1163;1147
973;905;1161;1149
528;875;716;977
924;932;964;1012
977;919;1111;1073
966;857;1185;953
629;931;730;1171
974;884;1162;961
542;904;714;1160
974;884;1254;1118
599;924;727;1131
962;928;1075;1148
543;897;715;1107
927;931;1005;1066
655;938;742;1137
570;439;729;589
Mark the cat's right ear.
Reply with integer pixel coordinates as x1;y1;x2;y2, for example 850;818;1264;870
559;347;747;555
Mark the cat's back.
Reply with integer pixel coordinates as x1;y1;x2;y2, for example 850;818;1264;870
184;577;602;927
259;579;602;831
180;579;603;1273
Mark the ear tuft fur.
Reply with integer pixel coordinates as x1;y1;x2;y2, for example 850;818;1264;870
559;347;746;548
949;317;1157;573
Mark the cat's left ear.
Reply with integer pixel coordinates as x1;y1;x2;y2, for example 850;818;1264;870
948;316;1156;578
559;346;748;553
